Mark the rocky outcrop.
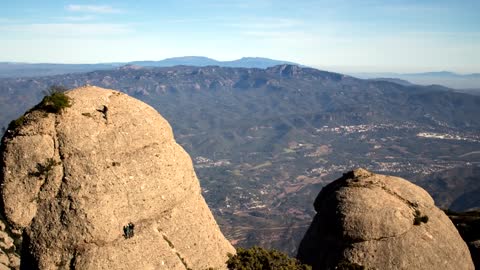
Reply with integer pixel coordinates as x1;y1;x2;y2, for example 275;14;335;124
297;168;474;270
0;86;235;269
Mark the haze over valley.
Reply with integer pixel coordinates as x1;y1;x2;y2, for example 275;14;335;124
1;63;479;254
1;0;479;268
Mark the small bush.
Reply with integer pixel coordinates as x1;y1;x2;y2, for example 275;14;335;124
2;86;71;139
36;85;71;113
226;246;311;270
44;85;69;95
29;158;60;179
413;209;429;225
7;115;26;132
4;114;29;139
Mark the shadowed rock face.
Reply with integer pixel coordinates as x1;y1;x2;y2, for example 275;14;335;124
297;168;474;270
0;86;235;269
470;240;480;268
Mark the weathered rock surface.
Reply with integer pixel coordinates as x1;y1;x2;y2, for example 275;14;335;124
0;86;235;269
0;219;19;270
297;168;474;270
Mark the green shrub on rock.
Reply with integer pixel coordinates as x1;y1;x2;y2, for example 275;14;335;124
413;209;429;225
35;85;71;113
226;246;311;270
7;115;25;132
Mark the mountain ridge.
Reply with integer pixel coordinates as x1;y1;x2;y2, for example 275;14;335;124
0;57;300;78
0;64;479;255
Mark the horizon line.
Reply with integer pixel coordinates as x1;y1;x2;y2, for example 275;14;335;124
0;57;478;75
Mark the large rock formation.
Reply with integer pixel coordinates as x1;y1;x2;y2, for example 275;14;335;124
297;168;474;270
0;86;235;269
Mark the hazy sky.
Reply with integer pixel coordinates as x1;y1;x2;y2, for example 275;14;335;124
1;0;479;73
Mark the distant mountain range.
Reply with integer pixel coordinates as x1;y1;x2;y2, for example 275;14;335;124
130;56;299;69
1;56;478;89
353;71;480;89
1;64;479;255
0;56;299;78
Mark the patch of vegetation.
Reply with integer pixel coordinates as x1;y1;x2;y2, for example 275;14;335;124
35;85;71;113
413;210;429;225
2;85;70;138
226;246;311;270
29;158;61;179
7;115;26;133
45;85;69;94
335;261;366;270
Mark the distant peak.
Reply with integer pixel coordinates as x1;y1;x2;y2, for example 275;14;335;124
239;57;270;60
268;64;301;69
267;64;303;76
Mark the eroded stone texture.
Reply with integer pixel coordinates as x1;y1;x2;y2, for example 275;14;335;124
1;86;235;269
297;168;474;270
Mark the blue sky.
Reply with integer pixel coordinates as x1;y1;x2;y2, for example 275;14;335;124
0;0;479;72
